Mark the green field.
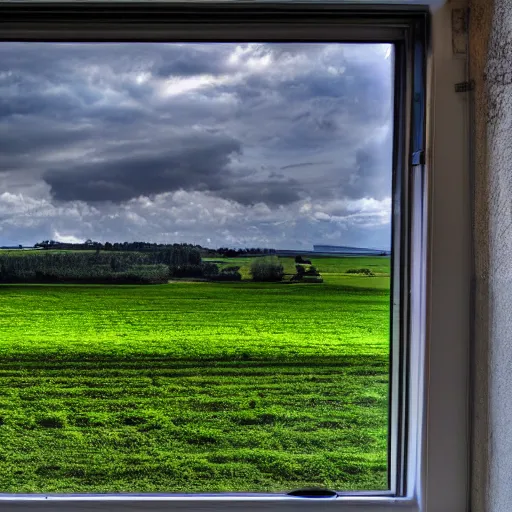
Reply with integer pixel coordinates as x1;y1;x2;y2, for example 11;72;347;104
0;256;391;493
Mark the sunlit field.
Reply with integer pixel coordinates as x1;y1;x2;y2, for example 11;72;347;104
0;256;390;493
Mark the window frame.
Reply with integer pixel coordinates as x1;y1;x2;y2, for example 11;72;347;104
0;2;469;511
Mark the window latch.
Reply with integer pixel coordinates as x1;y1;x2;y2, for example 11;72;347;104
411;150;425;166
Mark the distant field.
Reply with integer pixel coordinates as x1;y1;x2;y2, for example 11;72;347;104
205;256;391;283
0;256;390;493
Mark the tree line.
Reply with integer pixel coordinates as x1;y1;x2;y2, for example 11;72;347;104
0;246;221;284
0;246;322;285
33;240;276;258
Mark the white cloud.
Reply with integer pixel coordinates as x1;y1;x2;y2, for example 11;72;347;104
53;231;84;244
0;188;391;249
314;211;331;221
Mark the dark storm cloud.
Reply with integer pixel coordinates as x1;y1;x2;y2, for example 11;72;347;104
43;131;306;207
0;120;95;157
281;161;333;170
44;133;242;203
221;179;303;206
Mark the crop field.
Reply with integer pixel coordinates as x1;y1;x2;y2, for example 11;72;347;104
0;256;391;494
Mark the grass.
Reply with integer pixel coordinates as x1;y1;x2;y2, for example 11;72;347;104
0;256;390;493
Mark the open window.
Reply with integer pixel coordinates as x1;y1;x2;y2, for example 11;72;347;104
0;2;468;512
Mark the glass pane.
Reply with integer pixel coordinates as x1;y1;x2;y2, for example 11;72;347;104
0;42;393;493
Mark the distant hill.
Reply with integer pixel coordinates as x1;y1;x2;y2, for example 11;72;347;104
273;246;390;257
313;245;390;256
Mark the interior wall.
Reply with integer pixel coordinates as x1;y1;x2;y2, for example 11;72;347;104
427;3;471;510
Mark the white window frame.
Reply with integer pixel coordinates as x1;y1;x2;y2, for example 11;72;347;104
0;1;470;511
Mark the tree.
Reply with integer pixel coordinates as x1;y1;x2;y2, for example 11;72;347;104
250;256;284;282
110;255;123;272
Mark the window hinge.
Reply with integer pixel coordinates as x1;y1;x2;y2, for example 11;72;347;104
455;80;475;93
452;7;468;56
411;150;425;166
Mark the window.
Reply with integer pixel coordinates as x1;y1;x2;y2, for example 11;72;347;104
0;2;469;511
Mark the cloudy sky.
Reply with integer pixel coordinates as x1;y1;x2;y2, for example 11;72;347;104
0;42;393;250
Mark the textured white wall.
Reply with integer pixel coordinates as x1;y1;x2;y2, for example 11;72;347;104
483;2;512;510
470;0;512;510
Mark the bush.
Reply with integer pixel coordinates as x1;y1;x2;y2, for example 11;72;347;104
170;262;224;279
222;266;240;273
292;264;321;282
202;262;220;277
207;265;241;281
169;264;204;278
250;256;284;282
301;276;324;283
346;268;375;276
